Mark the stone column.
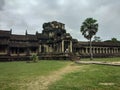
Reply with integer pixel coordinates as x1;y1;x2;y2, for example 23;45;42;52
113;48;115;53
62;40;64;52
39;45;41;53
108;48;110;53
111;48;114;53
103;48;104;53
117;48;119;53
106;48;108;54
96;48;98;53
70;41;72;52
47;45;49;53
85;48;88;54
100;48;101;53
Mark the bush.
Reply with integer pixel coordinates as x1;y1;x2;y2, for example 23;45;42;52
31;54;39;62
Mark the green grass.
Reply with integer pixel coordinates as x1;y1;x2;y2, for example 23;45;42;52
0;60;69;90
0;58;120;90
49;64;120;90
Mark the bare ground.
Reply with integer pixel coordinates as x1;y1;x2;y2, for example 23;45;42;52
20;63;81;90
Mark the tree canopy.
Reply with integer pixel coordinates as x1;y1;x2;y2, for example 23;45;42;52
93;36;101;42
80;18;98;40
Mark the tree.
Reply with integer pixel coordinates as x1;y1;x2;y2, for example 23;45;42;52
93;36;101;42
111;38;118;42
80;18;98;60
104;37;120;43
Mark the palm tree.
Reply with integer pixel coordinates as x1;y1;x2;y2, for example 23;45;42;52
80;18;98;60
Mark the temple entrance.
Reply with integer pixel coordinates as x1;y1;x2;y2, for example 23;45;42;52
64;41;70;52
64;40;72;53
41;46;44;53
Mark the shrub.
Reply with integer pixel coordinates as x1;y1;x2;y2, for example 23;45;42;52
31;54;39;62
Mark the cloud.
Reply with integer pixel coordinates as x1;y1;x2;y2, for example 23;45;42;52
0;0;120;41
0;0;5;10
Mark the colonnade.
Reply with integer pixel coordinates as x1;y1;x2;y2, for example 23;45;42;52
80;47;120;54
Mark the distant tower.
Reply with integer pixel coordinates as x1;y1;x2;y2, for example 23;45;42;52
25;30;28;35
10;28;12;34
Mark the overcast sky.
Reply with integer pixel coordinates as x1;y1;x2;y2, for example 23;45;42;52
0;0;120;41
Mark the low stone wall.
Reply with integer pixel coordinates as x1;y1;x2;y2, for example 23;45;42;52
0;53;120;61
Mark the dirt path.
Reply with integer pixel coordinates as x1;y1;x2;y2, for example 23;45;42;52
76;61;120;66
21;63;81;90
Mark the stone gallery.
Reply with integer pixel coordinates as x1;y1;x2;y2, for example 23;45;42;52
0;21;120;61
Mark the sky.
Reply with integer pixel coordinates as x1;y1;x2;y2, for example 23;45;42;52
0;0;120;41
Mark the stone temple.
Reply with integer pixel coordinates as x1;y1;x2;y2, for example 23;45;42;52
0;21;120;61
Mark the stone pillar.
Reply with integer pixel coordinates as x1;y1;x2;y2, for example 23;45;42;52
112;48;114;54
39;45;41;53
110;48;112;53
96;48;98;53
113;48;115;53
60;43;62;52
100;48;102;53
85;48;88;54
117;48;119;53
108;48;110;53
115;48;117;53
106;48;108;54
70;41;72;52
47;45;49;53
62;40;64;52
102;48;104;53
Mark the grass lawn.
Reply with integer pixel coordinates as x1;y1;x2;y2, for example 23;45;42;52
0;60;69;90
0;58;120;90
49;58;120;90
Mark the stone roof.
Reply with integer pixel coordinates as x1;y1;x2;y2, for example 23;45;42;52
77;41;120;47
27;34;38;41
0;30;11;37
10;35;27;41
